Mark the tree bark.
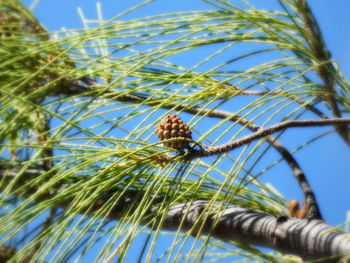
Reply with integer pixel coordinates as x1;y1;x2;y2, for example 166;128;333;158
158;201;350;262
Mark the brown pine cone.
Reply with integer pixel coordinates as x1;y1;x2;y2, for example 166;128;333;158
288;199;299;217
155;114;192;151
296;203;307;219
288;200;307;219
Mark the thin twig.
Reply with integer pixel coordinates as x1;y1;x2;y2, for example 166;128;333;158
185;118;350;158
224;84;328;119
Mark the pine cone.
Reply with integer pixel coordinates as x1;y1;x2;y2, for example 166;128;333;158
288;199;299;217
296;203;307;219
288;200;307;219
155;114;192;151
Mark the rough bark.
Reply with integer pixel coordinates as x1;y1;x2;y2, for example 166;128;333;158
159;201;350;262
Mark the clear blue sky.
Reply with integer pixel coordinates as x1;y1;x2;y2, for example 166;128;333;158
20;0;350;261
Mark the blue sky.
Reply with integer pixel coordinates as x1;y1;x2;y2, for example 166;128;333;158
20;0;350;261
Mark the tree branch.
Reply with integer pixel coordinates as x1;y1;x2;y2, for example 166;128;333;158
185;118;350;159
158;201;350;262
0;165;349;262
296;0;350;144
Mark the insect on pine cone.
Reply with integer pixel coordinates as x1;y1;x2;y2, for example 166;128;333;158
155;114;192;151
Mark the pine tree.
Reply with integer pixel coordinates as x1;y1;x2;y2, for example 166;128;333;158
1;0;350;262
